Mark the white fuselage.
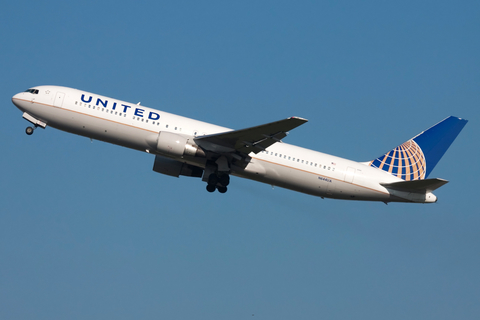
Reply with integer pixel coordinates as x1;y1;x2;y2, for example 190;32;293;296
12;85;437;203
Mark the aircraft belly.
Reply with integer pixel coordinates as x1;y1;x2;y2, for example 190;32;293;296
33;101;391;201
239;160;330;197
237;159;391;201
32;104;153;152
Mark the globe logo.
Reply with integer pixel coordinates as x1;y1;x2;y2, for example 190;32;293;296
370;139;426;181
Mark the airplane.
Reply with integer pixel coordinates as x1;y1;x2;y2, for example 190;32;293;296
12;86;467;203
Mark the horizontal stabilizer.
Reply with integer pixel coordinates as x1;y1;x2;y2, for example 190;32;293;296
381;178;449;193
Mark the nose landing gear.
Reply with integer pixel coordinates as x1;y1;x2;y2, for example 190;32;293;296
22;113;47;135
25;126;35;135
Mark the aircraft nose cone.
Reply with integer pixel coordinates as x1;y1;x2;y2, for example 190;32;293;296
12;92;22;105
12;91;28;111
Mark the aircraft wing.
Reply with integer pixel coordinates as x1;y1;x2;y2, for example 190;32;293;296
194;116;308;155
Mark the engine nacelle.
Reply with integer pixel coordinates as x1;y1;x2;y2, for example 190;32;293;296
155;131;205;158
153;155;203;178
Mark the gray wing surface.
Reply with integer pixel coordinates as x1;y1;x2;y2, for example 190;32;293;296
194;117;308;155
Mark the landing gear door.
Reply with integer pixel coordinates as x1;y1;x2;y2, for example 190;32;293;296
53;92;65;107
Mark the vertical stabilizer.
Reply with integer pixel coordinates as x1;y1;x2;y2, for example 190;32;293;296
369;116;467;180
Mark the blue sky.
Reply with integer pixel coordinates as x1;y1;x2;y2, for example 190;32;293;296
1;1;479;319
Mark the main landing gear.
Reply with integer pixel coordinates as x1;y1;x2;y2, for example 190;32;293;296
206;173;230;193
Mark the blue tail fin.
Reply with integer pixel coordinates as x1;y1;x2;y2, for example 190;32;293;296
369;116;468;180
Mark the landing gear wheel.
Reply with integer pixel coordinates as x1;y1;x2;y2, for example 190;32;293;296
218;174;230;187
26;126;34;135
206;184;216;193
217;186;227;194
208;173;218;186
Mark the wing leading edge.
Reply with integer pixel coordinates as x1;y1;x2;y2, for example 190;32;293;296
194;116;308;155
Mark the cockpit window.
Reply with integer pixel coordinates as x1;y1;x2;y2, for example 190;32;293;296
25;89;39;94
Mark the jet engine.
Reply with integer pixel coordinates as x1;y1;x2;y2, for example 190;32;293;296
153;155;203;178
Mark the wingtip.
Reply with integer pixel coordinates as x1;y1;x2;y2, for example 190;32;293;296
290;116;308;122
